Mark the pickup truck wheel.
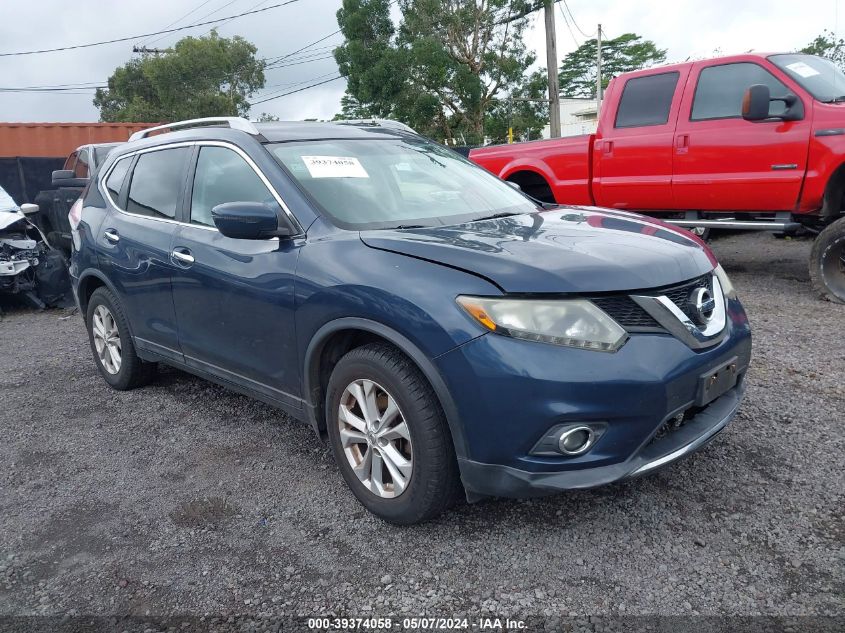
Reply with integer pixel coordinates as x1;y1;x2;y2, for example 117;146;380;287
809;216;845;304
325;343;462;525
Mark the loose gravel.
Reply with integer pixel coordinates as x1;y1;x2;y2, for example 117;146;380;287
0;232;842;626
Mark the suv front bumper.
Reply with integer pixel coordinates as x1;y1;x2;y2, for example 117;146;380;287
457;380;744;497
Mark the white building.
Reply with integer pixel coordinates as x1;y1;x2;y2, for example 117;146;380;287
542;97;599;138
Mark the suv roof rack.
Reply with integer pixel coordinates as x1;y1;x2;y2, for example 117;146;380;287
128;117;260;142
335;119;417;135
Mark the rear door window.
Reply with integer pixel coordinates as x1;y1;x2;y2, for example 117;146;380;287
63;151;78;172
126;147;190;219
614;72;679;128
74;149;90;178
691;62;789;120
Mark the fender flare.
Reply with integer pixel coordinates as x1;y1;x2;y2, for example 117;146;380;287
76;268;121;314
302;317;469;461
500;161;556;186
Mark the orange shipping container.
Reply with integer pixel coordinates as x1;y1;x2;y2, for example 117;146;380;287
0;122;159;158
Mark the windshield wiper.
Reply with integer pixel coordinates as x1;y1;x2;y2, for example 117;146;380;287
394;224;427;229
472;212;522;222
826;95;845;103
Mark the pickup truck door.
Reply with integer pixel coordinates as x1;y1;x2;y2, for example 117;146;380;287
672;60;812;211
593;68;689;210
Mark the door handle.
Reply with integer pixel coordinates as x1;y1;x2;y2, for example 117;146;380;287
171;248;194;265
104;229;120;243
602;140;614;154
675;134;690;152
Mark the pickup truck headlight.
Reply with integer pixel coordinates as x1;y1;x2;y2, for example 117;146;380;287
714;264;737;300
456;296;628;352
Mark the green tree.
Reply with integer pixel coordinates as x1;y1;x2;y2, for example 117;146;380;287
94;31;265;122
332;94;380;120
801;30;845;69
334;0;544;144
559;33;666;98
484;69;549;143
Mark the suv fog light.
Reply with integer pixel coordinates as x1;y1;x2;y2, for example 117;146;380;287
558;426;595;455
529;422;608;457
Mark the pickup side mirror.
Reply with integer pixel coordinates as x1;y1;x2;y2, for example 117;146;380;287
52;169;89;188
20;203;39;215
211;201;297;240
742;84;804;122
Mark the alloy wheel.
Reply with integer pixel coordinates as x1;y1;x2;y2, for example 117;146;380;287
337;378;413;498
92;305;122;375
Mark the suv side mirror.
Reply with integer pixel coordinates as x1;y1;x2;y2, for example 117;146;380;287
211;201;297;240
20;203;39;215
52;169;89;188
742;84;804;122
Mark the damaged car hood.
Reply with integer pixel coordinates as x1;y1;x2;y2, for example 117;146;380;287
0;210;27;231
359;208;716;294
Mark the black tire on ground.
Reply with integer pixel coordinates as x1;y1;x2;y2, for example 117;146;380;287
85;287;157;390
809;216;845;304
325;343;462;525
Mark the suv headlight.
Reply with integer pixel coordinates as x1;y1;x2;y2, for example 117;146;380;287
713;264;737;300
456;296;628;352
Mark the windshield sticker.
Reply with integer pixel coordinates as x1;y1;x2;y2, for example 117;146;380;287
786;61;820;78
302;156;369;179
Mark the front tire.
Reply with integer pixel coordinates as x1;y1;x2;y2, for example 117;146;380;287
325;344;461;525
809;216;845;304
86;287;156;390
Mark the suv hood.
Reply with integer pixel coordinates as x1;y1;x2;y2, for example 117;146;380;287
360;208;716;293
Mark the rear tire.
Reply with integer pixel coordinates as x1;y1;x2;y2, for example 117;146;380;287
86;287;156;390
325;343;461;525
809;216;845;304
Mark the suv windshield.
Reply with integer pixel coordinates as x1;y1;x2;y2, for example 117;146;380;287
769;53;845;102
269;137;538;229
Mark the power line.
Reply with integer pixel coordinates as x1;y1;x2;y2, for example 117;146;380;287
201;0;272;37
560;0;595;38
249;75;342;105
259;70;338;91
140;0;218;46
0;0;303;57
557;2;582;48
263;29;342;65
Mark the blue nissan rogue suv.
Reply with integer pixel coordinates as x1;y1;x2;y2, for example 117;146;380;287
69;117;752;524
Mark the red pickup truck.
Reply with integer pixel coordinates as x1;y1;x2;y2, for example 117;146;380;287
470;52;845;303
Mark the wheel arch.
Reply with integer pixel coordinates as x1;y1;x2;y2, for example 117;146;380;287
502;167;556;203
302;317;469;461
821;161;845;219
77;270;119;317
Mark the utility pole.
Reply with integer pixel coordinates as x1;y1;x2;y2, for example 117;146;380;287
596;24;603;117
544;1;561;138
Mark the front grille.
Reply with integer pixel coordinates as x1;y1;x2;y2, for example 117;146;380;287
591;273;713;333
592;296;660;329
660;275;711;322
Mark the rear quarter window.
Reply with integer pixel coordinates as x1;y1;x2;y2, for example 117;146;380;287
614;72;680;128
104;157;132;203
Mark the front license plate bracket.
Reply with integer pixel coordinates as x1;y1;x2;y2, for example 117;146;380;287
697;356;740;406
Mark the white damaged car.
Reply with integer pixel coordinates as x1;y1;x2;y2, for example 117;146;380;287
0;185;69;309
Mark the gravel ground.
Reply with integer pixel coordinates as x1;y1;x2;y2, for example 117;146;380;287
0;231;842;628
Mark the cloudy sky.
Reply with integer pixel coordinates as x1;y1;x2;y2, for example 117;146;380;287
0;0;838;123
